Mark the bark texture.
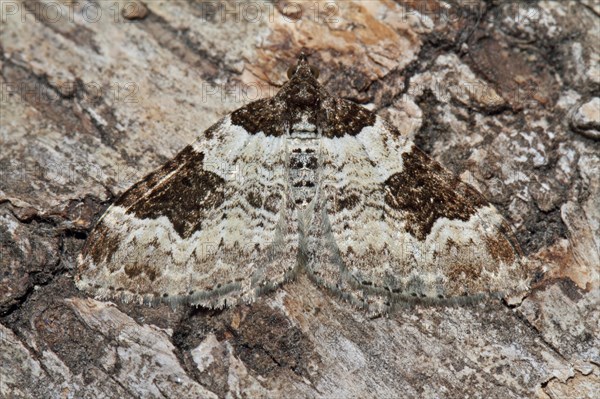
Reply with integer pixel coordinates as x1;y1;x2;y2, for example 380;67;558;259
1;1;599;398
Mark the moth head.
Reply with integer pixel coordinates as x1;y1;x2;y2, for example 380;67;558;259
287;53;320;80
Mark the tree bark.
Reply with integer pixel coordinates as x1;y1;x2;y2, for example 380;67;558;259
1;1;598;398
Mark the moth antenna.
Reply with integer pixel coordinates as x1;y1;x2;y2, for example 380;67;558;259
287;50;320;79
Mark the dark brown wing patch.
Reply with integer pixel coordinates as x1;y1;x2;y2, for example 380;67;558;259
116;146;225;239
230;98;287;137
384;147;487;240
230;79;376;139
321;98;376;138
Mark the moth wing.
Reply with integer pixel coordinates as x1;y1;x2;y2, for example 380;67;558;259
77;113;297;308
307;111;529;311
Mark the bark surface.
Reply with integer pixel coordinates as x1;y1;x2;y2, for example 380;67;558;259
1;1;599;398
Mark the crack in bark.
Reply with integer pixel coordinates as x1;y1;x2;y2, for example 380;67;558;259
0;56;120;148
510;301;572;365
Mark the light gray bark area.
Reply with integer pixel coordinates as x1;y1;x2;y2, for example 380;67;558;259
1;1;598;398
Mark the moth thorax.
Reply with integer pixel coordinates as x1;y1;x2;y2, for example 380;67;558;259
291;111;317;134
288;136;320;209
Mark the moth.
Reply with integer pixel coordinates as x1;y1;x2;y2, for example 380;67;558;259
76;54;529;313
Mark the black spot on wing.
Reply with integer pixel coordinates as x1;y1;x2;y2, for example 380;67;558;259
264;192;282;214
116;145;225;239
335;193;360;212
384;147;487;241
